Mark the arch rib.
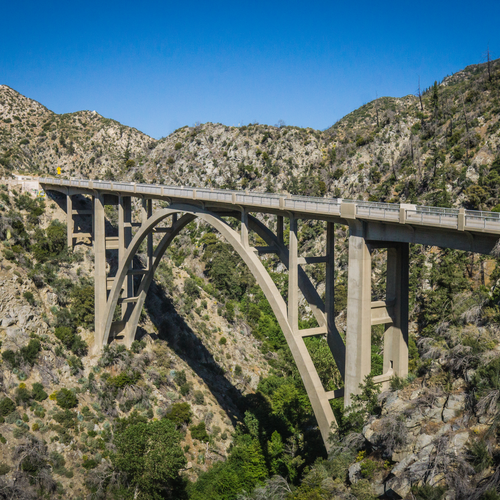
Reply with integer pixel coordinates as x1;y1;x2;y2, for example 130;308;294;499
102;204;337;447
247;215;346;380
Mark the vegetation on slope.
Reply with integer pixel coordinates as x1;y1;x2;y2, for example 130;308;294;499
1;58;500;499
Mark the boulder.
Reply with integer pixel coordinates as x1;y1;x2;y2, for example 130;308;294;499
46;292;58;306
449;432;469;454
385;475;411;499
348;461;362;484
391;454;417;477
415;434;434;458
1;316;15;328
17;306;34;327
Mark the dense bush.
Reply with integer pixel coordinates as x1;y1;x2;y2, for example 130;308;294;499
1;339;41;368
113;418;186;499
55;389;78;409
31;383;48;402
165;403;192;426
189;422;209;442
0;397;16;416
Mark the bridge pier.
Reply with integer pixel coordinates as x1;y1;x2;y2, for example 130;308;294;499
66;194;73;248
345;230;372;407
93;193;107;350
288;215;298;332
344;225;409;406
118;196;133;320
383;244;409;382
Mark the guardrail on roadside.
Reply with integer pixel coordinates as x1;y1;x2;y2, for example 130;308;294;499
38;177;500;234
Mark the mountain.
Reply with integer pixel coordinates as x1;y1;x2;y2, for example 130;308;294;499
0;58;500;499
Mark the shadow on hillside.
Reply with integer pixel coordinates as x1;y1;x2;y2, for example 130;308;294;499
142;279;244;424
46;189;245;423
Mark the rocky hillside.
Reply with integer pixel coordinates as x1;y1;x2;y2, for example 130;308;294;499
0;58;500;500
2;58;500;211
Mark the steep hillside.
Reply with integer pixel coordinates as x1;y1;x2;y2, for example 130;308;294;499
1;58;500;500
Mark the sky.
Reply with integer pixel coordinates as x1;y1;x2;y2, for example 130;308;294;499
1;0;499;139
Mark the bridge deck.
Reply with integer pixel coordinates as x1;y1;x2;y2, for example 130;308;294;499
39;177;500;254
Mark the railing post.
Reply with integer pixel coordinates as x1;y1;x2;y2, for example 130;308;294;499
458;208;465;231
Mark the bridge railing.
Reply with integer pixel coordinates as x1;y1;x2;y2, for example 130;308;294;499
406;206;459;228
354;201;400;221
38;177;500;234
465;209;500;231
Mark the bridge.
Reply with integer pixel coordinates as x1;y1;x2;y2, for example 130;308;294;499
39;177;500;447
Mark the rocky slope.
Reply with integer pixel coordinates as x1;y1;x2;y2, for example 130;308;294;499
0;58;500;499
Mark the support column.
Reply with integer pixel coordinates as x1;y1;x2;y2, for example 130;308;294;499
66;194;73;248
384;244;409;378
288;215;298;333
325;222;345;380
142;198;153;270
94;194;107;350
119;196;133;319
277;215;284;244
344;228;372;407
241;208;249;248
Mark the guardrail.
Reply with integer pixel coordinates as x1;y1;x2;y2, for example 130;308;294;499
38;177;500;234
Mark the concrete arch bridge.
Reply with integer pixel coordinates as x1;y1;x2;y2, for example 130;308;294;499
40;177;500;447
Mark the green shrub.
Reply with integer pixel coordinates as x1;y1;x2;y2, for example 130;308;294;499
15;387;31;405
360;458;378;479
2;339;41;368
0;397;16;416
20;339;41;365
234;365;243;376
108;371;140;388
468;440;492;472
53;409;77;429
180;383;191;396
174;142;182;150
390;375;408;391
54;326;74;347
190;422;209;442
0;463;10;475
193;391;205;405
165;403;192;426
173;370;187;386
411;484;446;500
184;278;200;298
82;458;99;470
219;337;227;345
55;389;78;409
23;291;35;304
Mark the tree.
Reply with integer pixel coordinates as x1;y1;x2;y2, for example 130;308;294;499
113;419;187;499
485;44;493;82
417;76;424;112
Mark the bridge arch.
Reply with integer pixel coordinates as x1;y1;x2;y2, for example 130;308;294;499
102;203;338;446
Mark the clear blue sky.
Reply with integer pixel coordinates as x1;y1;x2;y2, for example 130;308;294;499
2;0;499;138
